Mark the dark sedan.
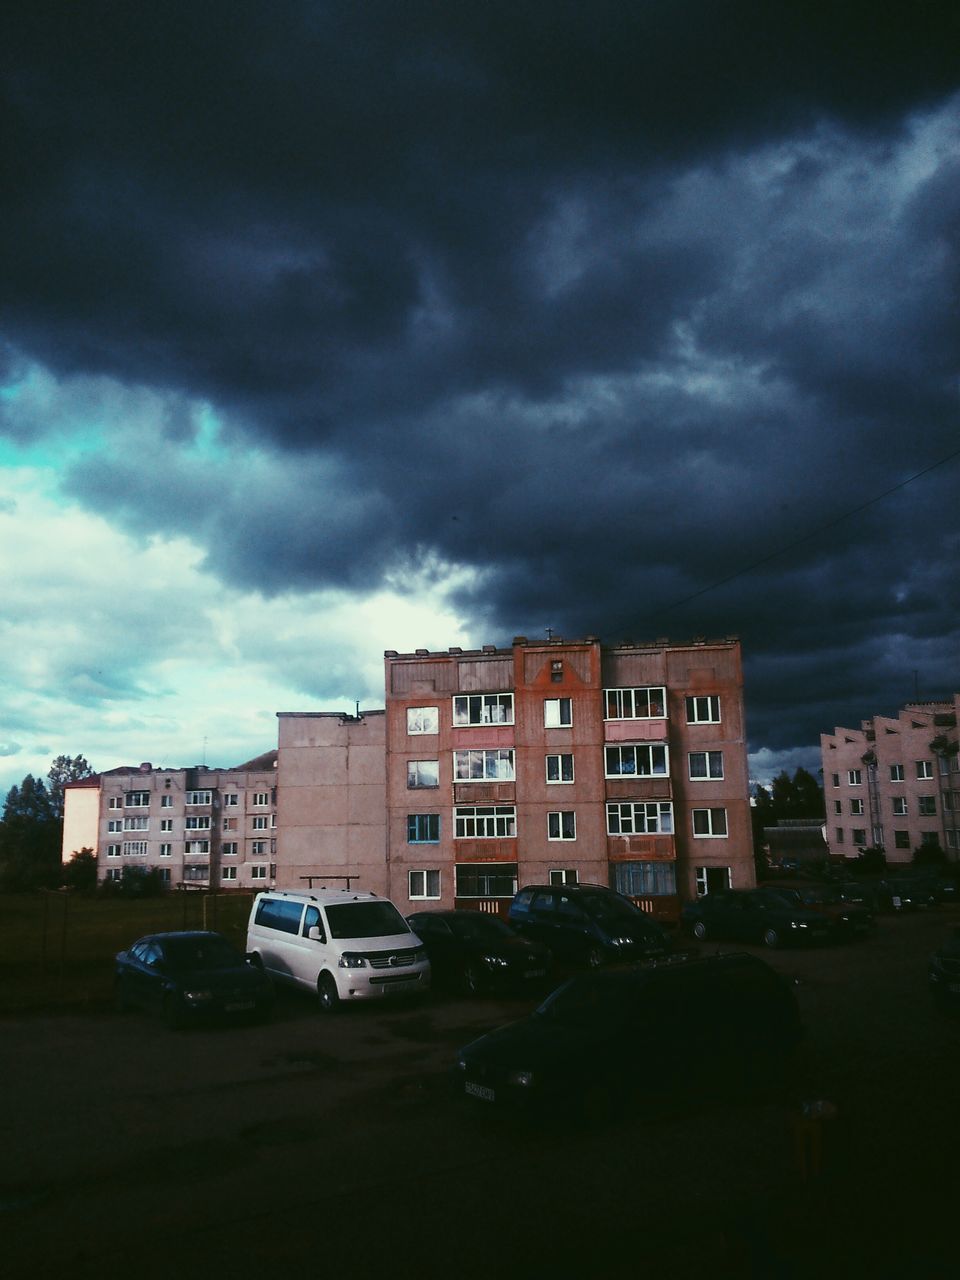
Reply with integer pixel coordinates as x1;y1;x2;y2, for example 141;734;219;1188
767;885;875;940
406;910;551;994
115;931;274;1027
875;878;937;912
681;888;833;948
929;926;960;1010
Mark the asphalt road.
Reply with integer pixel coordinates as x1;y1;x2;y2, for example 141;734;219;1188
2;908;959;1279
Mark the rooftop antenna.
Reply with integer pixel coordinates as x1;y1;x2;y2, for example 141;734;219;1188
546;626;554;640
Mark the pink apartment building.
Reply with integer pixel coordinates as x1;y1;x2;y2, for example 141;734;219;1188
820;696;960;861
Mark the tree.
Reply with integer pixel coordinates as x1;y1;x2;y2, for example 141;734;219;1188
0;775;61;890
47;754;95;819
62;847;98;891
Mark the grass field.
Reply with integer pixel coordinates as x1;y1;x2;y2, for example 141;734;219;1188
0;890;256;1014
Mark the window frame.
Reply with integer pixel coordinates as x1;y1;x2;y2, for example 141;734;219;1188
687;750;724;780
692;807;729;838
547;811;577;841
916;760;934;780
407;813;440;844
452;749;515;782
606;801;674;835
604;743;669;778
604;686;666;721
407;759;440;789
408;869;441;900
685;695;721;724
452;693;514;726
406;706;439;735
454;805;517;838
543;697;573;728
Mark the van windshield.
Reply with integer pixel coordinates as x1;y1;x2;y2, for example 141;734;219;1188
325;901;411;939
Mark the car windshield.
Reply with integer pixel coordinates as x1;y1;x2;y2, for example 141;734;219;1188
162;937;243;971
449;915;514;942
579;893;641;926
325;901;411;939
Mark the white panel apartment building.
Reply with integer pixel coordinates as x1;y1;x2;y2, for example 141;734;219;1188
820;696;960;860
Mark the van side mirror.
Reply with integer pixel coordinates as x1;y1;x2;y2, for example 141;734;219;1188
307;926;325;942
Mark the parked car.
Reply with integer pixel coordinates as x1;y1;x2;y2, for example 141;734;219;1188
455;952;802;1115
834;881;879;910
911;874;959;904
507;883;671;968
874;877;937;913
928;926;960;1010
406;910;552;994
766;884;875;940
114;931;274;1028
681;888;833;948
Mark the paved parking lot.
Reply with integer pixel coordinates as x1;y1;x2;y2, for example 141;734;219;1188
2;907;959;1278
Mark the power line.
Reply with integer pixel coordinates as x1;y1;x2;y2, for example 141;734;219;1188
651;443;960;618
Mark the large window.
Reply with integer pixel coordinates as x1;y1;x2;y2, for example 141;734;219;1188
685;696;720;724
185;815;211;829
546;753;575;784
409;869;441;900
455;805;516;838
186;790;212;806
604;744;668;777
918;796;937;816
407;814;440;843
454;863;518;899
916;760;934;780
453;749;515;781
407;706;439;735
253;792;269;806
453;693;514;726
549;868;579;886
125;791;150;808
688;751;724;780
185;839;210;855
252;816;269;830
604;686;666;720
547;811;576;841
122;841;148;856
407;760;440;789
544;698;572;728
123;816;148;831
606;801;673;834
692;808;728;837
613;862;677;897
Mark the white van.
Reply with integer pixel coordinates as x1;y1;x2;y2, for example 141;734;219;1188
246;889;430;1012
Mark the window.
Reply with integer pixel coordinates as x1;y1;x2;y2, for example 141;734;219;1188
222;842;238;856
550;660;563;683
453;749;515;782
107;819;122;833
604;687;666;720
158;868;171;884
108;797;123;810
106;845;121;857
613;862;677;897
252;816;269;830
222;867;237;882
890;764;904;782
834;800;842;815
123;817;148;831
185;815;210;830
251;865;268;880
549;868;579;886
546;753;574;784
836;828;844;843
105;867;122;882
685;695;720;724
223;817;237;831
160;795;173;808
223;793;239;807
407;760;440;789
849;799;864;815
606;801;673;834
454;863;518;898
851;828;867;846
894;830;910;849
948;830;960;851
604;744;668;777
159;844;172;857
692;808;728;837
544;698;572;727
251;840;267;856
252;792;269;806
183;865;208;882
455;805;516;837
125;791;150;808
409;869;440;900
186;790;212;805
159;818;173;832
831;773;840;788
892;797;907;816
453;693;514;726
847;770;862;786
407;706;439;735
407;813;440;843
921;831;939;846
122;841;148;856
695;866;730;897
185;839;210;855
688;751;724;780
918;796;937;816
916;760;933;780
548;811;576;841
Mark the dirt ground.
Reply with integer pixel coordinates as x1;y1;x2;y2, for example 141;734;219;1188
2;907;958;1279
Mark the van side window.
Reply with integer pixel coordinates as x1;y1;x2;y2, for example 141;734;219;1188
255;898;304;935
303;906;324;939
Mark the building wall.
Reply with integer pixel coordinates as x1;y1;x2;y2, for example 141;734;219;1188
383;636;754;917
275;711;387;894
61;782;101;862
821;697;960;861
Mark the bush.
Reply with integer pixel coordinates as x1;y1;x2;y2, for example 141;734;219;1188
913;843;946;867
852;847;887;874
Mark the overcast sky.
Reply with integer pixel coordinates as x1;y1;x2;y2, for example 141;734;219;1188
1;1;958;798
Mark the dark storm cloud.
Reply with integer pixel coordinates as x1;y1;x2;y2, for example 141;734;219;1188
2;0;959;768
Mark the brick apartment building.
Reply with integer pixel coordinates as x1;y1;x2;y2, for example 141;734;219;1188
820;696;960;861
62;753;278;889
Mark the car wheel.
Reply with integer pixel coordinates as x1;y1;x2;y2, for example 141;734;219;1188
585;946;605;969
762;927;781;949
248;952;264;971
317;972;340;1014
462;964;482;996
692;921;708;941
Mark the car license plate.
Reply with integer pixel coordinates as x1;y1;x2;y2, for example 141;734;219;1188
225;1001;254;1012
524;968;546;979
465;1081;495;1102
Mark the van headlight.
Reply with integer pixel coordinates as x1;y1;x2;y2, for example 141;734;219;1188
338;953;368;968
609;936;632;947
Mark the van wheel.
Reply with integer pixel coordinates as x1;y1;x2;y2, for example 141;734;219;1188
248;953;264;971
762;927;781;949
317;973;340;1014
692;921;708;941
585;946;605;969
